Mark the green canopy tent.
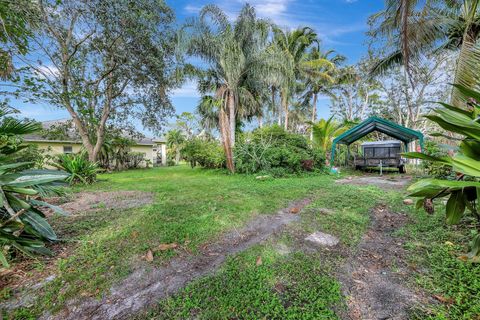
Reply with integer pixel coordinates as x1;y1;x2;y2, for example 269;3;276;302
330;117;424;165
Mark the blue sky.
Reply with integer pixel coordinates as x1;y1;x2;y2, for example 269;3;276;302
14;0;384;134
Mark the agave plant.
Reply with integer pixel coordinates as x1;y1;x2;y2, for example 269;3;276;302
53;152;99;185
0;106;69;267
404;84;480;257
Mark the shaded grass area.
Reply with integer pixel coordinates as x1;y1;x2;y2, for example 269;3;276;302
398;208;480;319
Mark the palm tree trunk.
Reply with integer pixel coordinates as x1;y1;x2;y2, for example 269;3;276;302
281;90;289;131
219;106;235;173
310;93;318;141
273;87;281;126
175;148;180;165
228;91;235;147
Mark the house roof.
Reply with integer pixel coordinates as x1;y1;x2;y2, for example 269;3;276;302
331;117;424;164
23;119;165;145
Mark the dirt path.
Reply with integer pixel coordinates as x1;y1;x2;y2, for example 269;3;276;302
336;175;411;189
42;199;311;320
338;205;429;320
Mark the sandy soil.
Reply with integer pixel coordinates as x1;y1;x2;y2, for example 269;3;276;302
0;190;154;311
53;191;154;215
337;205;431;320
336;175;412;189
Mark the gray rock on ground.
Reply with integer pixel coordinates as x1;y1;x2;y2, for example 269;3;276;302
305;231;339;246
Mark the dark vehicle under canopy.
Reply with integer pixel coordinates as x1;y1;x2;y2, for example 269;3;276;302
331;117;424;173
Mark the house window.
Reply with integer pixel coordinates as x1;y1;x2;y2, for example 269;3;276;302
63;146;73;154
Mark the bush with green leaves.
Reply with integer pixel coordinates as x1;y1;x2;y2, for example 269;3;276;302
0;106;69;267
234;126;324;175
126;151;146;169
182;138;225;169
405;84;480;258
421;140;453;178
53;153;99;185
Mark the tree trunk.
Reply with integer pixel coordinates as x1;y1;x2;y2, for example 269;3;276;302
219;106;235;173
272;87;281;126
228;91;235;147
258;115;263;128
310;93;317;141
175;148;180;165
281;90;288;131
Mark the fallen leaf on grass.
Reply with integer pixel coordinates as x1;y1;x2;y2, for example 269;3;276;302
433;294;454;304
256;256;262;266
157;243;178;251
290;207;300;214
145;250;154;262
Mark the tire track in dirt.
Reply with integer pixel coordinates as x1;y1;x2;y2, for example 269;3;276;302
337;205;430;320
43;199;311;320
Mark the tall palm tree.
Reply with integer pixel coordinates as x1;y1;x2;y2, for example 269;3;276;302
371;0;480;105
187;4;285;172
272;27;319;130
166;129;185;165
301;47;344;140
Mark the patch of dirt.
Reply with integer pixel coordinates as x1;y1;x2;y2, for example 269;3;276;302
336;175;411;189
337;205;431;320
41;198;311;320
0;191;153;311
50;191;154;215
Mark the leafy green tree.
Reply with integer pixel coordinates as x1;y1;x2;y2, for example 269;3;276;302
0;0;37;79
166;129;185;165
187;4;285;172
405;84;480;258
370;0;480;104
8;0;182;162
272;27;319;130
311;117;347;163
301;47;343;139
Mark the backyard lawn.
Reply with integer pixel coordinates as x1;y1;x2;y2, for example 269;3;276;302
2;166;479;319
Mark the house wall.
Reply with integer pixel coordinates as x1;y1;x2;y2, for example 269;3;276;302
130;145;155;166
26;141;165;168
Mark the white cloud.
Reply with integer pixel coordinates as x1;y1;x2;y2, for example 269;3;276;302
171;80;200;98
184;4;202;14
33;64;60;79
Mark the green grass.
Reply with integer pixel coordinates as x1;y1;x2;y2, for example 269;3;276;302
138;172;389;319
399;208;480;319
21;166;344;314
147;248;343;320
9;165;479;320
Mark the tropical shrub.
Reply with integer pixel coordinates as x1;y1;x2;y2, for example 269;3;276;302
234;126;324;175
422;140;453;178
182;138;225;169
166;129;185;165
53;153;99;185
405;84;480;257
126;152;145;169
0;106;69;266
